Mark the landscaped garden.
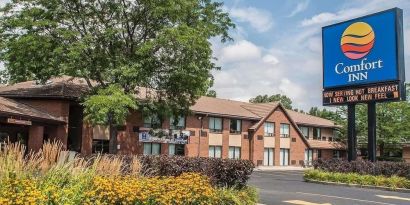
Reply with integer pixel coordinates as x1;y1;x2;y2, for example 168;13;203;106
0;141;257;204
304;159;410;190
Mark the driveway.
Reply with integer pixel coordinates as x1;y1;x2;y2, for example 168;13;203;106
249;170;410;205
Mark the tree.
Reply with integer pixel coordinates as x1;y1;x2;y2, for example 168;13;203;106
206;90;217;97
249;94;293;109
0;0;234;153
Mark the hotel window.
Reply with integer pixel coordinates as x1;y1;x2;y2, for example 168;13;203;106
305;149;313;166
264;148;274;166
169;144;185;156
313;128;321;140
92;140;109;154
333;150;341;159
317;150;322;158
264;122;274;136
229;146;241;159
170;116;185;130
143;143;161;155
209;146;222;158
209;117;222;133
230;119;242;134
280;148;290;166
299;126;309;139
143;115;162;129
280;124;290;138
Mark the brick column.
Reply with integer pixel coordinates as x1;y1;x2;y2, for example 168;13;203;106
28;125;44;152
81;123;93;155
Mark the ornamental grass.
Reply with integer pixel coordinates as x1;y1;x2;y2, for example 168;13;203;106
0;141;257;205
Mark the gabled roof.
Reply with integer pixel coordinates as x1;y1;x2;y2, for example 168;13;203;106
0;76;91;99
0;97;65;124
307;139;346;150
287;109;339;128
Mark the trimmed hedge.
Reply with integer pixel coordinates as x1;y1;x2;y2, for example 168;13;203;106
313;159;410;179
304;169;410;189
139;155;254;188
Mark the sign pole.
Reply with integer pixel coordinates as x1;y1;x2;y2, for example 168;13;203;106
367;102;377;162
347;104;357;161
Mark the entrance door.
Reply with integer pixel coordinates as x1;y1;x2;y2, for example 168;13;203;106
305;149;313;166
263;148;274;166
280;148;289;166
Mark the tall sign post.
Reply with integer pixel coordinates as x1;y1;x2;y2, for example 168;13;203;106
322;8;405;162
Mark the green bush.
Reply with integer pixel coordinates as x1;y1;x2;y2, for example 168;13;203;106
304;170;410;190
215;186;259;205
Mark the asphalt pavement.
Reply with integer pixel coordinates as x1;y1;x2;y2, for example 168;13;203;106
249;170;410;205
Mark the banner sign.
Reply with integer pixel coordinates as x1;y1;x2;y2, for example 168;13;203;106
322;8;405;105
7;118;32;125
139;129;189;144
323;82;402;105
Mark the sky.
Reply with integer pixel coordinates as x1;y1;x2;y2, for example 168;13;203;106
211;0;410;111
0;0;410;111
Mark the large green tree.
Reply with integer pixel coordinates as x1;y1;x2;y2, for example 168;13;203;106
0;0;234;153
249;94;293;109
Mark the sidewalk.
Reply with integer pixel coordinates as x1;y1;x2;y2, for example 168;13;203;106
254;166;310;171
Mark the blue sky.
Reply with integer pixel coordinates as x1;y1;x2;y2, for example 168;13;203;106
0;0;409;111
211;0;410;110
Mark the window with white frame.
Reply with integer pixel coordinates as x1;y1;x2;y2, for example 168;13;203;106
333;150;341;158
209;146;222;158
170;116;185;130
230;119;241;134
299;126;309;139
169;144;185;156
264;122;274;136
143;143;161;155
229;146;241;159
143;115;162;128
209;117;222;133
280;124;290;138
313;128;321;140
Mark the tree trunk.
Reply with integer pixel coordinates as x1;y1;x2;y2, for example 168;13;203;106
108;112;118;154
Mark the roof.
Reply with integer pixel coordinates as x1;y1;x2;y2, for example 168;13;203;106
287;110;339;128
190;96;260;120
307;139;346;150
191;96;339;128
0;76;91;99
0;97;65;124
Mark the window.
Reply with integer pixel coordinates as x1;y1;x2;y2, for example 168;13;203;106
305;149;313;166
299;126;309;139
144;115;162;128
230;119;242;134
169;144;185;156
328;137;333;142
92;140;109;154
264;148;274;166
313;128;321;140
143;143;161;155
170;116;185;130
229;146;241;159
209;117;222;133
280;149;289;166
317;150;322;158
280;124;290;138
209;146;222;158
264;122;274;136
333;150;341;158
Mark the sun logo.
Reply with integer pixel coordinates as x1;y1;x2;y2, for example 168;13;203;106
341;22;375;60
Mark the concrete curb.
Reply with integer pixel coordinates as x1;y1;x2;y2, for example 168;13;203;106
305;179;410;193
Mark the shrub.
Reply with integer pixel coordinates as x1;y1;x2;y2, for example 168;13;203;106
214;186;259;205
304;169;410;190
313;159;410;179
138;155;254;188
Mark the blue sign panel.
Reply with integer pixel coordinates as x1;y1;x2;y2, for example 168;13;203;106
323;8;401;89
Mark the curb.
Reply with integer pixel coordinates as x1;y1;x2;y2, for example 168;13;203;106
305;179;410;193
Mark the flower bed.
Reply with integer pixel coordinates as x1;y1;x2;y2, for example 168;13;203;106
304;170;410;190
313;159;410;179
0;142;258;204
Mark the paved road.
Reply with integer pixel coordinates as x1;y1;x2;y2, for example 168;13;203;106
249;170;410;205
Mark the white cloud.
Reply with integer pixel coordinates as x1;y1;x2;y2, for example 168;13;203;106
219;40;261;63
301;8;366;27
288;0;310;17
262;54;279;65
229;7;273;33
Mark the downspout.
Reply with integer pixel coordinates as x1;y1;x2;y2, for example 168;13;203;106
197;115;203;157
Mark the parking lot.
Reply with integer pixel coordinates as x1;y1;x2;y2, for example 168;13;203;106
249;170;410;205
